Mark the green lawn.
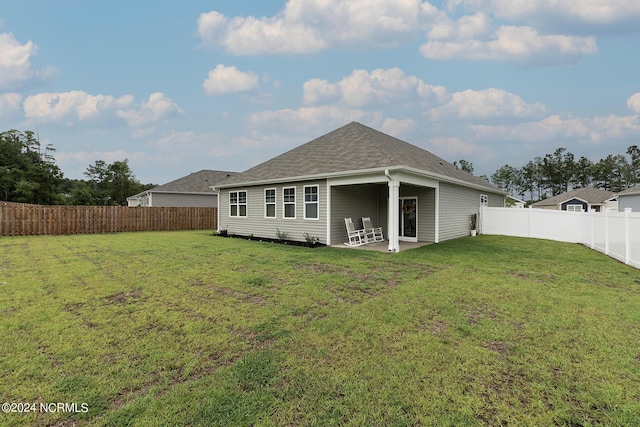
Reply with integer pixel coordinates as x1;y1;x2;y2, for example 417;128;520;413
1;231;640;426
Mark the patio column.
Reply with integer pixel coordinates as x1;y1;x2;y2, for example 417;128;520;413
388;179;400;252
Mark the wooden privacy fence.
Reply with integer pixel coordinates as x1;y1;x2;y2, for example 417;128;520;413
0;202;218;236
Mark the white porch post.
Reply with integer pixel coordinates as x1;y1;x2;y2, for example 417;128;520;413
388;179;400;252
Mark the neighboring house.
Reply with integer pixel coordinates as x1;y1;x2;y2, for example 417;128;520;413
127;170;235;207
214;122;506;251
507;195;527;208
531;187;617;212
617;185;640;212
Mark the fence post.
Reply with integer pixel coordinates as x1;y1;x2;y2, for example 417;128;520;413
590;210;595;249
625;208;632;265
605;208;610;256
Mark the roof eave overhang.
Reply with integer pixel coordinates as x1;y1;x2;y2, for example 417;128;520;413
215;165;507;195
145;190;218;195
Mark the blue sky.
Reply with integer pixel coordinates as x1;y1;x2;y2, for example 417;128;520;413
1;0;639;185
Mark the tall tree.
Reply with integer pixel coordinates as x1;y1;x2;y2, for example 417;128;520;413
84;160;112;205
453;159;474;174
541;148;576;196
572;156;594;189
491;164;519;196
593;154;628;192
84;159;144;205
626;145;640;187
109;160;142;205
519;157;544;201
0;130;64;203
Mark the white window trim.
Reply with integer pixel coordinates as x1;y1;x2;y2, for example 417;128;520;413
283;186;296;219
229;190;248;218
480;194;488;206
566;204;584;212
264;188;276;218
304;185;319;220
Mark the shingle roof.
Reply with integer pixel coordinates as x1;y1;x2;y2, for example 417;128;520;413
532;187;616;207
617;184;640;196
220;122;500;192
138;170;236;195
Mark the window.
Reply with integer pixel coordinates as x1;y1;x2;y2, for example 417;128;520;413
283;187;296;218
566;204;583;212
480;194;488;206
265;188;276;218
304;185;319;219
229;191;247;217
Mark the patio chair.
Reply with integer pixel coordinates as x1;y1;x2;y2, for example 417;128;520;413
362;217;384;243
344;217;366;246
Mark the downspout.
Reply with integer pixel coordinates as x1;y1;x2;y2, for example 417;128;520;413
210;186;220;232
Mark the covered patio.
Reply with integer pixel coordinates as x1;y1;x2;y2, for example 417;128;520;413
333;240;432;252
327;169;439;252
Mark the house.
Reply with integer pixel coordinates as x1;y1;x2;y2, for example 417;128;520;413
127;170;235;207
213;122;505;252
617;184;640;212
531;187;617;212
506;195;527;208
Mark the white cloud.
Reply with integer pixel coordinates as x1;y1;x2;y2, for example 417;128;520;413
484;0;639;28
250;105;380;133
116;92;184;128
429;136;479;156
472;114;640;143
447;0;640;34
203;64;259;95
24;91;134;122
0;32;57;89
56;149;145;167
0;92;22;116
427;12;492;40
427;88;546;120
303;68;449;107
197;0;443;54
421;24;597;64
627;93;640;113
380;118;416;136
23;91;183;128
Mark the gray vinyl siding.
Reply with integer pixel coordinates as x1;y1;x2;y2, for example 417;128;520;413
329;183;436;244
330;184;385;245
439;182;503;241
400;185;436;242
619;194;640;212
487;192;505;207
151;193;218;207
219;180;327;243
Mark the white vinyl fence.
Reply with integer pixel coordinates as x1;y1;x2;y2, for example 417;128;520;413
479;206;640;269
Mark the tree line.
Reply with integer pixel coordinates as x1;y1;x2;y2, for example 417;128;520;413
454;146;640;202
5;128;638;206
0;130;155;205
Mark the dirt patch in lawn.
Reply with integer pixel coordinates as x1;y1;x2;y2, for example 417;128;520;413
104;289;144;305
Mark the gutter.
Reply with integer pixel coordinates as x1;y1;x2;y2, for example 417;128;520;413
215;165;506;195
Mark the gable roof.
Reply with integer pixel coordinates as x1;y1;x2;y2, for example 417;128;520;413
130;170;236;198
532;187;616;207
218;122;501;192
617;184;640;196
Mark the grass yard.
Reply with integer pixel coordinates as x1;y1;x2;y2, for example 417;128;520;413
1;231;640;426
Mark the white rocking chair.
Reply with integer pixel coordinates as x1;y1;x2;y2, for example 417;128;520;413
362;217;384;243
344;217;366;246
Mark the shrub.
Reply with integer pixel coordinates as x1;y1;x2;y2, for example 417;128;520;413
275;228;288;241
303;232;320;247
